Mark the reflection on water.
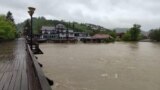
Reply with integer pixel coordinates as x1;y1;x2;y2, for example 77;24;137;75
37;42;160;90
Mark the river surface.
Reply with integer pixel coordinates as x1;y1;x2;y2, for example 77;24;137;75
37;42;160;90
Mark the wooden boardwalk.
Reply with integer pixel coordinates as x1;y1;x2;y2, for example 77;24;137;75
0;38;51;90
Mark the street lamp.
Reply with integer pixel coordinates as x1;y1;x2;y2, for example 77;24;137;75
28;7;36;50
66;23;69;42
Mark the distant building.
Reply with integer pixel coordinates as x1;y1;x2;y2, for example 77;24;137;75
116;33;125;38
81;34;113;43
41;26;56;39
74;32;90;40
41;24;75;40
40;24;90;41
92;34;113;39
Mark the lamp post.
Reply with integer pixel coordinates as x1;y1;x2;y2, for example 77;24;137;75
28;7;36;50
66;23;69;42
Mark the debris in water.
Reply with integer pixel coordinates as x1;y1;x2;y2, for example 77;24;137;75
101;73;108;77
114;73;118;79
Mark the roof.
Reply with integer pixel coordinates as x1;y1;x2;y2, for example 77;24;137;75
74;32;88;34
41;26;55;31
92;34;113;39
56;24;66;29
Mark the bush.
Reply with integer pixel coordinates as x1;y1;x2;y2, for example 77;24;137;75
104;38;115;42
122;31;131;41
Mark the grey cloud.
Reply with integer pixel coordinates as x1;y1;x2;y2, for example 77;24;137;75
0;0;160;31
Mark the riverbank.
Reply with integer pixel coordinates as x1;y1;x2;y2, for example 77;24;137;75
139;39;152;42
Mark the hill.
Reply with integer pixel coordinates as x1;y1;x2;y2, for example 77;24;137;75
114;28;129;33
16;17;112;35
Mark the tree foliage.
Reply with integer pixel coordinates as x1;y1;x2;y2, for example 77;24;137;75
130;24;141;41
23;20;31;36
6;11;14;23
122;31;131;41
122;24;141;41
149;28;160;41
0;14;16;40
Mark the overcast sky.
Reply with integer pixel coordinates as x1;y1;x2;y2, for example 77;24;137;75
0;0;160;31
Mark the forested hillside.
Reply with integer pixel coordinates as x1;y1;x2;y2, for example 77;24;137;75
17;17;113;36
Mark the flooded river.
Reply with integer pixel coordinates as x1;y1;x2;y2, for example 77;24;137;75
37;42;160;90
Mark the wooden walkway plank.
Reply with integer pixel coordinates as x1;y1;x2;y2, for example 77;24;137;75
7;60;15;73
0;73;4;83
8;71;17;90
2;72;12;90
0;72;9;90
21;70;28;90
23;58;27;71
14;70;22;90
0;64;3;71
0;63;5;72
4;61;13;72
19;56;25;71
0;62;9;73
14;58;20;71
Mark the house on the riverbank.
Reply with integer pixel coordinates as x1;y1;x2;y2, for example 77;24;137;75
81;34;113;43
74;32;90;41
40;24;90;42
40;24;74;41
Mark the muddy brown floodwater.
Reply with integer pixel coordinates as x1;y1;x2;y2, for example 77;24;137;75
37;42;160;90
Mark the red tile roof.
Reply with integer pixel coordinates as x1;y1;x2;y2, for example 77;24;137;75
92;34;112;39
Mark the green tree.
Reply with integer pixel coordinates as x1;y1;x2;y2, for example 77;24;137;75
23;20;31;36
6;11;14;23
109;30;116;38
122;24;141;41
0;15;16;40
149;29;160;41
130;24;141;41
122;31;131;41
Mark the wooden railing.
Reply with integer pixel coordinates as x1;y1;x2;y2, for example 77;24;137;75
27;44;52;90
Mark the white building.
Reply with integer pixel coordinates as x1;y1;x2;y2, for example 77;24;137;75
41;24;75;40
